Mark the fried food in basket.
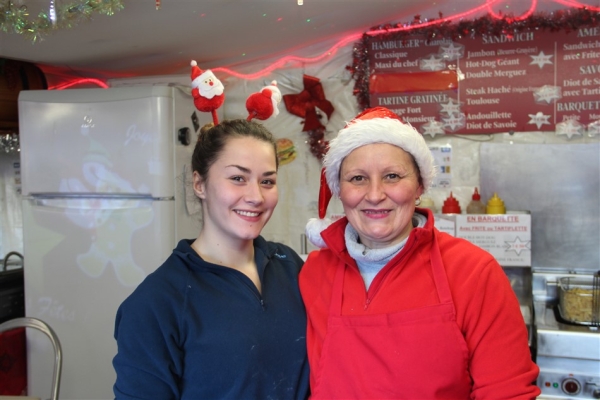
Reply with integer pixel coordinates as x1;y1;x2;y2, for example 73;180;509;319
561;287;595;323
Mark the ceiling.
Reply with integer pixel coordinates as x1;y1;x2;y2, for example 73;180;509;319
0;0;596;83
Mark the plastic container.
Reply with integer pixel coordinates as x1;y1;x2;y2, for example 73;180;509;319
419;196;436;213
466;188;486;214
486;192;506;214
441;192;461;214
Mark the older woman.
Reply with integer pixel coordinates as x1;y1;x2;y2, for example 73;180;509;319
301;107;540;399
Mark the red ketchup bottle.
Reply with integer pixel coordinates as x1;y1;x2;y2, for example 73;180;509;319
442;192;462;214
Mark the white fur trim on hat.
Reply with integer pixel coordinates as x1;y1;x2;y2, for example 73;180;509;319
264;81;282;118
305;217;332;248
324;117;436;197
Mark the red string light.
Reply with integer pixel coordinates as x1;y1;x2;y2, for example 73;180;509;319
212;34;359;80
218;0;599;80
486;0;538;21
50;78;109;90
552;0;600;10
214;1;501;80
214;0;585;80
367;0;503;36
53;0;598;87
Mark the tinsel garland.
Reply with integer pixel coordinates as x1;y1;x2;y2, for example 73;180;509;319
0;0;124;42
305;128;329;162
0;131;19;153
348;7;600;111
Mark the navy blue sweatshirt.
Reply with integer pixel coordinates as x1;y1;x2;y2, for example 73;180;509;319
113;238;309;400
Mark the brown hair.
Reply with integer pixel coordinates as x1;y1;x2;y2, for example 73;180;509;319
191;119;278;183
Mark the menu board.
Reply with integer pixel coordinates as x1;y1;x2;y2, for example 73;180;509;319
367;25;600;135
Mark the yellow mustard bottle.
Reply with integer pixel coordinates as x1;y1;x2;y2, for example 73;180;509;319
486;192;506;214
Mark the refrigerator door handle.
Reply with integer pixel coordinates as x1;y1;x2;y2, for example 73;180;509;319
27;194;172;210
27;193;157;200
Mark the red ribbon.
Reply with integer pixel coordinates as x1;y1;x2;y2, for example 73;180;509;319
283;75;334;132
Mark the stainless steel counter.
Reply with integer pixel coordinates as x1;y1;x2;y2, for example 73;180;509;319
534;272;600;399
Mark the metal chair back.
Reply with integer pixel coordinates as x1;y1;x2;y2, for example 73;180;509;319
0;317;62;400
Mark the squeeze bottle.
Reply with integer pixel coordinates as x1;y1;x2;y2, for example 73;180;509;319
486;192;506;214
441;192;462;214
419;195;436;213
466;188;486;214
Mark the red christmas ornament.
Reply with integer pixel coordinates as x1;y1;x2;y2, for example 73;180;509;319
283;75;334;132
246;81;282;121
190;60;225;125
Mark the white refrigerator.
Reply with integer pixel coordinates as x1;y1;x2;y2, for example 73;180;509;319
18;86;211;399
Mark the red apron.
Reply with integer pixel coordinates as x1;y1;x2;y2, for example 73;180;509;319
311;234;472;399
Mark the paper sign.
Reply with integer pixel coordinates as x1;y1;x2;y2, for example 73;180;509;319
455;214;531;266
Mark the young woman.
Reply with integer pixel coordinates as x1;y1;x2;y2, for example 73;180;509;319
113;120;309;400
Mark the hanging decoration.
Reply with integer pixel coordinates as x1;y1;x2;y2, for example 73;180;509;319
0;131;19;153
349;7;600;111
283;75;335;162
246;81;283;122
0;0;124;42
189;60;225;125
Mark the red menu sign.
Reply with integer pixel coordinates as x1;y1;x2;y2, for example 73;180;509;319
367;26;600;135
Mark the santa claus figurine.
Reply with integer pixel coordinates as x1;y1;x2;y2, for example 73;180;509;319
246;80;282;121
190;60;225;125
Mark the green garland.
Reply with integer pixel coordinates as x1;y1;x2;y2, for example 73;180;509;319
0;0;124;42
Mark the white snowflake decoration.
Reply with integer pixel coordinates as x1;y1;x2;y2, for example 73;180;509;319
420;55;446;71
533;85;561;104
420;120;446;137
440;98;462;116
587;120;600;137
439;42;465;61
530;51;553;69
556;119;584;140
442;113;466;132
527;111;551;130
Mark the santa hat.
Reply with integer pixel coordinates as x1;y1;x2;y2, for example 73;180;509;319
305;107;436;248
264;80;281;102
190;60;212;89
246;80;283;121
264;80;282;118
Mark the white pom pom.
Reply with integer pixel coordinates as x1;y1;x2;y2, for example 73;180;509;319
191;60;197;67
305;218;332;249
